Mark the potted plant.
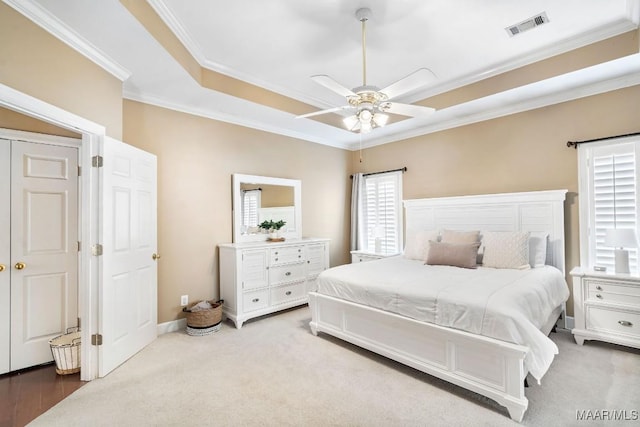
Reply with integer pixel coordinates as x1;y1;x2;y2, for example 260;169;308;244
259;219;286;240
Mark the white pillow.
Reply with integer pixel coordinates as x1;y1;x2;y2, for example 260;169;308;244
404;230;439;260
481;231;531;270
529;231;549;268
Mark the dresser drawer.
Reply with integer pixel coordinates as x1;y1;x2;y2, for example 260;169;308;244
270;282;306;305
586;306;640;338
243;290;269;313
270;246;304;265
586;280;640;307
270;263;306;285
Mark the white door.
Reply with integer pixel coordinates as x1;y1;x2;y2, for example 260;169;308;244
0;139;10;374
100;137;157;376
9;140;79;371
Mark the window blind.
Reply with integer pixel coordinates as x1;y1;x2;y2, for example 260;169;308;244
362;171;402;255
242;190;260;228
591;143;637;271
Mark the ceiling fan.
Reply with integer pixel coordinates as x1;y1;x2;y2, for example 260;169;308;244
297;7;436;133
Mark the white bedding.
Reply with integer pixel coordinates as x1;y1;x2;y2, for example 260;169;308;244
316;256;570;380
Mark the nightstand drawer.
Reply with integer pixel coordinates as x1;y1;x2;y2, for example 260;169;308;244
586;280;640;307
586;306;640;338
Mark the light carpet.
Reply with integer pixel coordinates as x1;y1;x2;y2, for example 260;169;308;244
30;306;640;426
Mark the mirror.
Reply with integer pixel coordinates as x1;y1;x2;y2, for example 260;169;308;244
232;174;302;243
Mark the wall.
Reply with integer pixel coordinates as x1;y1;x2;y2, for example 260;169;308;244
0;107;80;138
354;84;640;315
123;100;351;323
0;2;123;139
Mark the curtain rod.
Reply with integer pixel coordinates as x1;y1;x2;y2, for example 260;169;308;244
567;132;640;149
350;167;407;179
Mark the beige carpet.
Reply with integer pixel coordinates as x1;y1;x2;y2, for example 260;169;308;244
30;306;640;426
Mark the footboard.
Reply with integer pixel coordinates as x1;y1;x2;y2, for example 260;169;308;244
309;292;529;422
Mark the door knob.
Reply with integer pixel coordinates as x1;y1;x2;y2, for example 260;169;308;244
152;253;161;261
15;262;26;270
0;264;5;272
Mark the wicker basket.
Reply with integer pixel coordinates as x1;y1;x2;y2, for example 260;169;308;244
49;327;81;375
183;300;223;336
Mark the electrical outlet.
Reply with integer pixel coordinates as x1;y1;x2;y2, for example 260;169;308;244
180;295;188;306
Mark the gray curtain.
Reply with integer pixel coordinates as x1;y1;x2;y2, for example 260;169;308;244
350;173;364;251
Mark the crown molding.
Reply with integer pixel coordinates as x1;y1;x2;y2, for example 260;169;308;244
122;90;351;150
3;0;131;82
355;53;640;151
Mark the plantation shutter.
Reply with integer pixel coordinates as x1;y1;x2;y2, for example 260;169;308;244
362;171;403;255
589;142;638;271
242;190;260;228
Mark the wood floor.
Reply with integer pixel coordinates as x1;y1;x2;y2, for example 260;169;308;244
0;363;84;427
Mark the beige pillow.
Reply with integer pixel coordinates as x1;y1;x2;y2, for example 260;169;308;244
404;230;439;260
482;231;531;269
425;241;480;269
441;229;480;244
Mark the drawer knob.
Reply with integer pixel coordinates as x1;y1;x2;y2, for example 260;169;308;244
285;272;291;276
298;255;302;258
275;258;278;262
596;294;603;299
275;252;278;255
618;320;633;327
285;291;292;296
252;298;260;303
596;285;603;291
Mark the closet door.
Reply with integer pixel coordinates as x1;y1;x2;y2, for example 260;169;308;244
0;139;10;374
10;141;79;371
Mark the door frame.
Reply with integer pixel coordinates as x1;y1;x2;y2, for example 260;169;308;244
1;83;103;381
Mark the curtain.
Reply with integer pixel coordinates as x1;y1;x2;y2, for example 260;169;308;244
350;173;364;251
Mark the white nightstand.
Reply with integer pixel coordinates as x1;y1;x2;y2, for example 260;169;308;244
570;267;640;349
350;250;399;264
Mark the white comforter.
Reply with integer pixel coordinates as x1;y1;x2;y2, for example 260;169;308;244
316;257;570;380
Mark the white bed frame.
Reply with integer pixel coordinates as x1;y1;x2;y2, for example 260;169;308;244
309;189;568;422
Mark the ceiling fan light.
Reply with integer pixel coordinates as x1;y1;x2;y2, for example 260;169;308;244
372;113;389;127
360;121;372;133
343;115;360;131
358;109;373;122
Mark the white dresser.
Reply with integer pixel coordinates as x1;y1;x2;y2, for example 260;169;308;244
570;267;640;349
219;238;330;328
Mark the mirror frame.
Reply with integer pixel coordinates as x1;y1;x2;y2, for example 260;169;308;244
232;173;302;243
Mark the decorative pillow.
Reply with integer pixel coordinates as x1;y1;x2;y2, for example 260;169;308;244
482;231;531;270
404;230;440;260
440;229;480;244
425;241;480;269
529;231;549;268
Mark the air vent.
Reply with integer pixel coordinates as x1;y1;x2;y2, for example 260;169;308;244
506;12;549;37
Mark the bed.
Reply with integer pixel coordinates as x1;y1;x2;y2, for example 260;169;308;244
308;189;569;422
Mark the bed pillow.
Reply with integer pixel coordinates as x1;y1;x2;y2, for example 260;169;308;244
404;229;440;260
529;231;549;268
440;229;480;244
425;241;480;269
482;231;531;270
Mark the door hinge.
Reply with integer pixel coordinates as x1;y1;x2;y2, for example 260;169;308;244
78;241;81;252
78;166;81;176
91;334;103;346
77;317;81;329
92;155;103;168
91;244;103;256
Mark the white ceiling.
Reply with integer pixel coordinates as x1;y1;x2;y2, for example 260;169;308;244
13;0;640;149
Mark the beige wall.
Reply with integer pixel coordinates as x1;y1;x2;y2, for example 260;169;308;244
0;106;80;138
0;2;123;139
354;84;640;315
123;100;351;322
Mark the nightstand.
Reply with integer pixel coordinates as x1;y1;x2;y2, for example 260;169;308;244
570;267;640;349
350;250;398;263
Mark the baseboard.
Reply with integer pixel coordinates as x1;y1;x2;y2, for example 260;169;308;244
157;318;186;335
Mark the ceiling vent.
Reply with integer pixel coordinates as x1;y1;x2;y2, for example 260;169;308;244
506;12;549;37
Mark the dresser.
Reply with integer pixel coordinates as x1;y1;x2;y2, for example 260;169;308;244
219;238;330;328
570;267;640;349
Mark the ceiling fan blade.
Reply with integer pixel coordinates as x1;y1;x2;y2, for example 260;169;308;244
296;105;353;119
381;102;435;118
311;75;357;98
379;68;436;100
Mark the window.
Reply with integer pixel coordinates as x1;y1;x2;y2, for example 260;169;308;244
579;136;640;272
242;189;261;228
361;171;403;255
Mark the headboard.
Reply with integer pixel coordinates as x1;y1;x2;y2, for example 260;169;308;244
403;190;568;273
